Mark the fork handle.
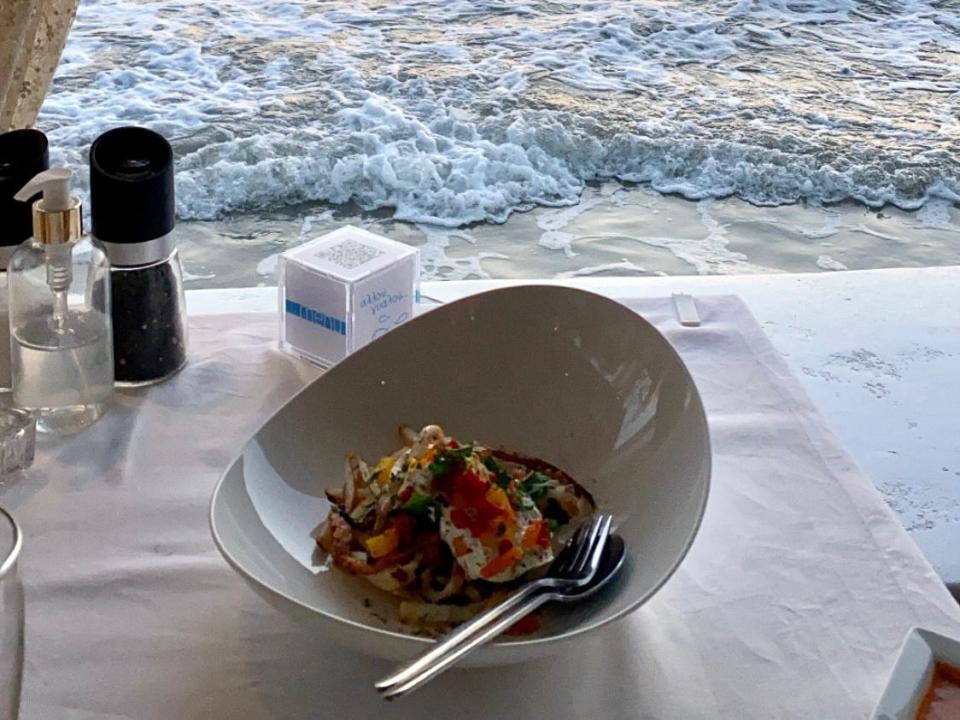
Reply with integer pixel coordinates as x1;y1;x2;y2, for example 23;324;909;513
376;578;549;691
380;589;555;699
375;576;556;691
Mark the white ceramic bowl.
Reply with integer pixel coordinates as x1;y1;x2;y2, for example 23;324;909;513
210;285;711;665
872;627;960;719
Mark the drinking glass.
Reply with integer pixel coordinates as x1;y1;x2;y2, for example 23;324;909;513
0;508;23;720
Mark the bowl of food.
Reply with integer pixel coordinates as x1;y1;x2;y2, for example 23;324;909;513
873;627;960;719
209;285;710;665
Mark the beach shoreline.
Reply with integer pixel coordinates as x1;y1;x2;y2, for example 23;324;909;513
175;183;960;289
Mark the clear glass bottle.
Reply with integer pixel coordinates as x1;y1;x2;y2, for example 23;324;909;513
8;168;113;434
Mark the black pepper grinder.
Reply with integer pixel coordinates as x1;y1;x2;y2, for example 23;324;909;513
0;128;49;390
1;129;49;261
89;126;188;386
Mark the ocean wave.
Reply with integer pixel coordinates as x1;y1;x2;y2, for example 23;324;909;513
167;111;960;225
39;0;960;225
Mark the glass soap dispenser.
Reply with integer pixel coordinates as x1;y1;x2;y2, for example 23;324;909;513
8;168;114;434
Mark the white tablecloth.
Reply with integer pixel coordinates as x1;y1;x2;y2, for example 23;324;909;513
2;294;958;720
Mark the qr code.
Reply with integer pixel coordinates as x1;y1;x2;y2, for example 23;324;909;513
316;239;384;270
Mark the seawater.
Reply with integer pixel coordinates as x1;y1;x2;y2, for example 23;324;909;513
37;0;960;284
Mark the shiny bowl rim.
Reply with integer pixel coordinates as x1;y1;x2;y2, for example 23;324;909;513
0;506;23;580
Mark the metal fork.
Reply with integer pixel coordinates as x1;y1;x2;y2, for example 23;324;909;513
376;513;614;699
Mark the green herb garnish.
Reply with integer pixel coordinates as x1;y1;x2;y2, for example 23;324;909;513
483;455;512;489
428;454;454;478
519;471;553;502
401;492;441;524
429;445;474;479
546;518;560;533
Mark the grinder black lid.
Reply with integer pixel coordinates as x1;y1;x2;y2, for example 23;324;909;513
89;126;175;244
0;129;50;247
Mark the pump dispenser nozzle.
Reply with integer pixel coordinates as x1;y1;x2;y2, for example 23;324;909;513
15;168;72;209
14;167;82;245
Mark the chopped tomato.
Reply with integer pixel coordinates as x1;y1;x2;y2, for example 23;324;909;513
444;469;517;539
450;508;470;528
559;496;581;517
390;514;416;541
503;612;541;636
397;486;413;503
455;469;488;496
475;515;510;544
521;521;551;550
479;545;523;579
452;536;471;557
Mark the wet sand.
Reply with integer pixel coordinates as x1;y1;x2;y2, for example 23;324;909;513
175;183;960;289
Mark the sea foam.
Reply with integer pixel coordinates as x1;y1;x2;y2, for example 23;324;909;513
38;0;960;226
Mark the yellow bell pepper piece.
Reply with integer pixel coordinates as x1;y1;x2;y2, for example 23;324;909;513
365;528;399;558
374;457;393;486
